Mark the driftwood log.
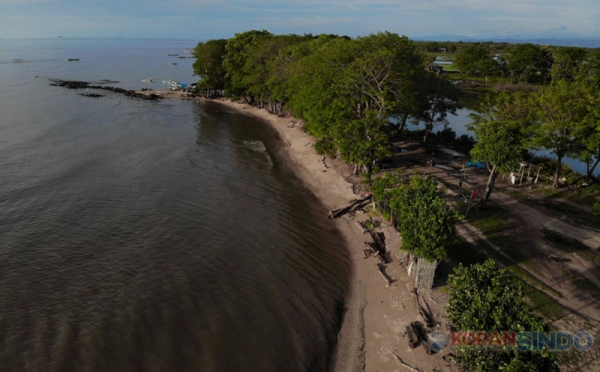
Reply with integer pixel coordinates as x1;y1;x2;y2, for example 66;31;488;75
376;263;393;285
355;221;368;234
407;325;419;349
328;194;372;219
411;289;435;328
366;231;390;263
411;321;433;354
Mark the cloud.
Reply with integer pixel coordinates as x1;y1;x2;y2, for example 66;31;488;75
0;0;598;39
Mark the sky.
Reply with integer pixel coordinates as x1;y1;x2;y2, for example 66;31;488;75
1;0;599;40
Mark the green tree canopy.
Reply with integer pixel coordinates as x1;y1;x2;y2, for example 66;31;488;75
531;80;590;187
455;44;498;77
447;260;558;372
468;92;532;207
551;46;588;84
413;73;459;142
288;32;426;179
507;43;553;84
192;39;228;93
390;174;457;262
222;30;273;100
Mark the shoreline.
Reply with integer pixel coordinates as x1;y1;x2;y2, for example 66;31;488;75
186;96;453;372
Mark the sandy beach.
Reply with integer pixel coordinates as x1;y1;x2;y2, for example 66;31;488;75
157;93;456;372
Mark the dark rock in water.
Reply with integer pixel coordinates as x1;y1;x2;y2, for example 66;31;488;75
50;79;162;101
80;93;104;98
93;79;120;84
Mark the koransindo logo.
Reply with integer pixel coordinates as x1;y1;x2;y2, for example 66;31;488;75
429;331;593;352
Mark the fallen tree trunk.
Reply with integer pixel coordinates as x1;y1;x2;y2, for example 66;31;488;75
376;263;393;285
328;194;372;219
355;221;368;234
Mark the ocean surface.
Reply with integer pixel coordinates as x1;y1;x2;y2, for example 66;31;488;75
0;39;351;371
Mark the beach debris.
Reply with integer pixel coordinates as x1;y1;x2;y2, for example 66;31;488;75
355;221;368;234
376;263;393;286
328;194;372;219
411;321;433;354
365;231;390;262
406;325;419;349
412;289;436;328
388;347;423;371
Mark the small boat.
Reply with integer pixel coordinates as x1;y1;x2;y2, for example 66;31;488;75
141;78;156;83
162;79;176;84
178;56;186;59
167;62;177;65
168;54;178;56
67;58;80;61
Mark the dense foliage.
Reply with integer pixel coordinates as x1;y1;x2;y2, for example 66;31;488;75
192;31;600;188
447;260;558;372
194;30;460;179
372;173;458;262
468;92;533;206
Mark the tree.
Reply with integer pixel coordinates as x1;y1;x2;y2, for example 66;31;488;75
288;32;425;180
447;260;558;372
192;39;228;96
414;74;459;142
531;81;589;187
391;174;458;262
576;88;600;182
455;44;498;78
551;46;588;84
222;30;273;101
576;48;600;88
468;92;532;207
238;34;310;109
507;43;553;84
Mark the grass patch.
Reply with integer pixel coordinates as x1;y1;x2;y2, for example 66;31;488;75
507;265;562;298
561;270;600;293
522;282;565;320
447;237;488;266
543;229;590;253
520;196;600;230
465;201;512;236
505;190;526;201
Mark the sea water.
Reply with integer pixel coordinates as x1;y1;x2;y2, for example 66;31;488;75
0;38;350;371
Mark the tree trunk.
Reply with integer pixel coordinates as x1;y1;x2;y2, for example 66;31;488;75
587;156;600;183
553;156;563;188
481;164;498;208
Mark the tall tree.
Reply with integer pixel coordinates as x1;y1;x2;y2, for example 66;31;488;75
239;34;309;108
468;92;532;207
288;32;426;180
576;88;600;182
222;30;273;101
192;39;228;96
551;46;588;84
391;174;457;263
576;48;600;88
414;74;459;142
447;260;558;372
507;43;553;84
455;44;498;78
531;81;589;187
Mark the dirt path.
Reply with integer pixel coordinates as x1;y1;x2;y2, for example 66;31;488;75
394;150;600;324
